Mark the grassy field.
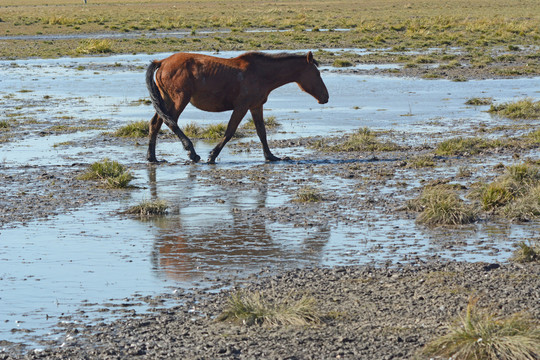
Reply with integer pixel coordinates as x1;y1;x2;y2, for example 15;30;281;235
0;0;538;59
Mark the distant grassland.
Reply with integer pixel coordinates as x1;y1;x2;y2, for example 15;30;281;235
0;0;538;59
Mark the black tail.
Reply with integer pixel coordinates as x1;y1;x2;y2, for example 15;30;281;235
146;61;175;126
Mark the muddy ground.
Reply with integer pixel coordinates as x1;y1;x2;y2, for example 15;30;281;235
1;137;539;359
1;55;539;358
1;261;539;359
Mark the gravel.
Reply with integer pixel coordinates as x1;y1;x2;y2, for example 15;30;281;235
1;261;538;359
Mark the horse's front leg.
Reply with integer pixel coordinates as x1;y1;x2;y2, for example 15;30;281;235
250;106;281;162
208;108;248;164
147;113;164;163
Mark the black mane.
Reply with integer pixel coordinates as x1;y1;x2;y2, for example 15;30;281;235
241;51;319;67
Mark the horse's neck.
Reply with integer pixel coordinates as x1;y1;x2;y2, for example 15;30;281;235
260;58;304;90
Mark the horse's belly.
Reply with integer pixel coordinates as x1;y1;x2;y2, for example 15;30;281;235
190;94;234;112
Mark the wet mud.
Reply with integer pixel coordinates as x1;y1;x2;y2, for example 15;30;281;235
0;52;539;357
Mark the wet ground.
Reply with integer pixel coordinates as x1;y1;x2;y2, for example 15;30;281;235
0;51;539;354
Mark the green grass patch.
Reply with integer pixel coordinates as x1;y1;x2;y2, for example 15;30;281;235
75;39;113;55
434;136;501;156
527;129;540;144
479;181;516;210
502;185;540;221
408;185;477;226
317;127;401;152
422;298;540;360
130;98;152;106
0;120;10;130
407;155;435;168
125;199;169;217
488;98;540;120
200;123;229;140
414;55;436;64
469;163;540;221
112;120;149;138
294;186;324;203
181;122;245;140
471;163;540;221
332;58;354;67
47;124;85;133
78;158;134;189
217;290;321;326
439;60;461;69
465;97;493;106
511;240;540;263
52;141;75;147
242;116;281;130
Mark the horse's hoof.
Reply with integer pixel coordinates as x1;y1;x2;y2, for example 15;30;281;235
265;155;282;162
207;158;216;165
189;154;201;163
148;158;167;164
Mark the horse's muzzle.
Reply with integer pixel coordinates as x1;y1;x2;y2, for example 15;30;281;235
318;91;329;104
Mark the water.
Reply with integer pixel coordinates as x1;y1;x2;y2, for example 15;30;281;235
0;52;539;347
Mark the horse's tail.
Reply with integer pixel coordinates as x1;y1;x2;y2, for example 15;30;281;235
146;60;175;125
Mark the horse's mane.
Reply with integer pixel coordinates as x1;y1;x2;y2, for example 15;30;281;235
240;51;319;67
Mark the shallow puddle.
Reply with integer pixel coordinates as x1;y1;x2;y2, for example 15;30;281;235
0;52;539;348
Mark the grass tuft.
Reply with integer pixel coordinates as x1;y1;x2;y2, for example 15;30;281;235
465;97;493;106
200;123;229;140
181;122;203;138
332;58;354;67
502;185;540;221
75;39;113;54
510;240;540;263
422;298;540;360
125;199;169;217
472;163;540;220
217;290;321;326
181;122;245;140
408;185;477;226
435;136;500;156
488;98;540;120
320;127;401;152
112;120;149;138
78;158;134;188
294;186;324;203
242;116;281;130
407;155;435;168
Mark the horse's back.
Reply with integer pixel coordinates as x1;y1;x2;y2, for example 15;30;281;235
158;53;249;112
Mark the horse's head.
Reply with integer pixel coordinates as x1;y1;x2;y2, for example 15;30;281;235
297;52;329;104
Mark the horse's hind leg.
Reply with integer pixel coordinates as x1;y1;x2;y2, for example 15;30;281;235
168;123;200;163
163;94;201;163
147;113;163;163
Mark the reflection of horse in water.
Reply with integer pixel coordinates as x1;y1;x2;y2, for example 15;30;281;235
146;51;329;164
147;166;330;281
151;212;331;282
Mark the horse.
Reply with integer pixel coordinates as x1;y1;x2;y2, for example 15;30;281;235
145;51;329;164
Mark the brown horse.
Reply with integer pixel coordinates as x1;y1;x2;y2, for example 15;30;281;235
145;51;329;164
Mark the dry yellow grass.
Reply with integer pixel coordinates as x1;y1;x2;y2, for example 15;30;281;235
1;0;537;36
0;0;538;59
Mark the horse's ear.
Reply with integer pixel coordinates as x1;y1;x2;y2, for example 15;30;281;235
307;51;314;64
